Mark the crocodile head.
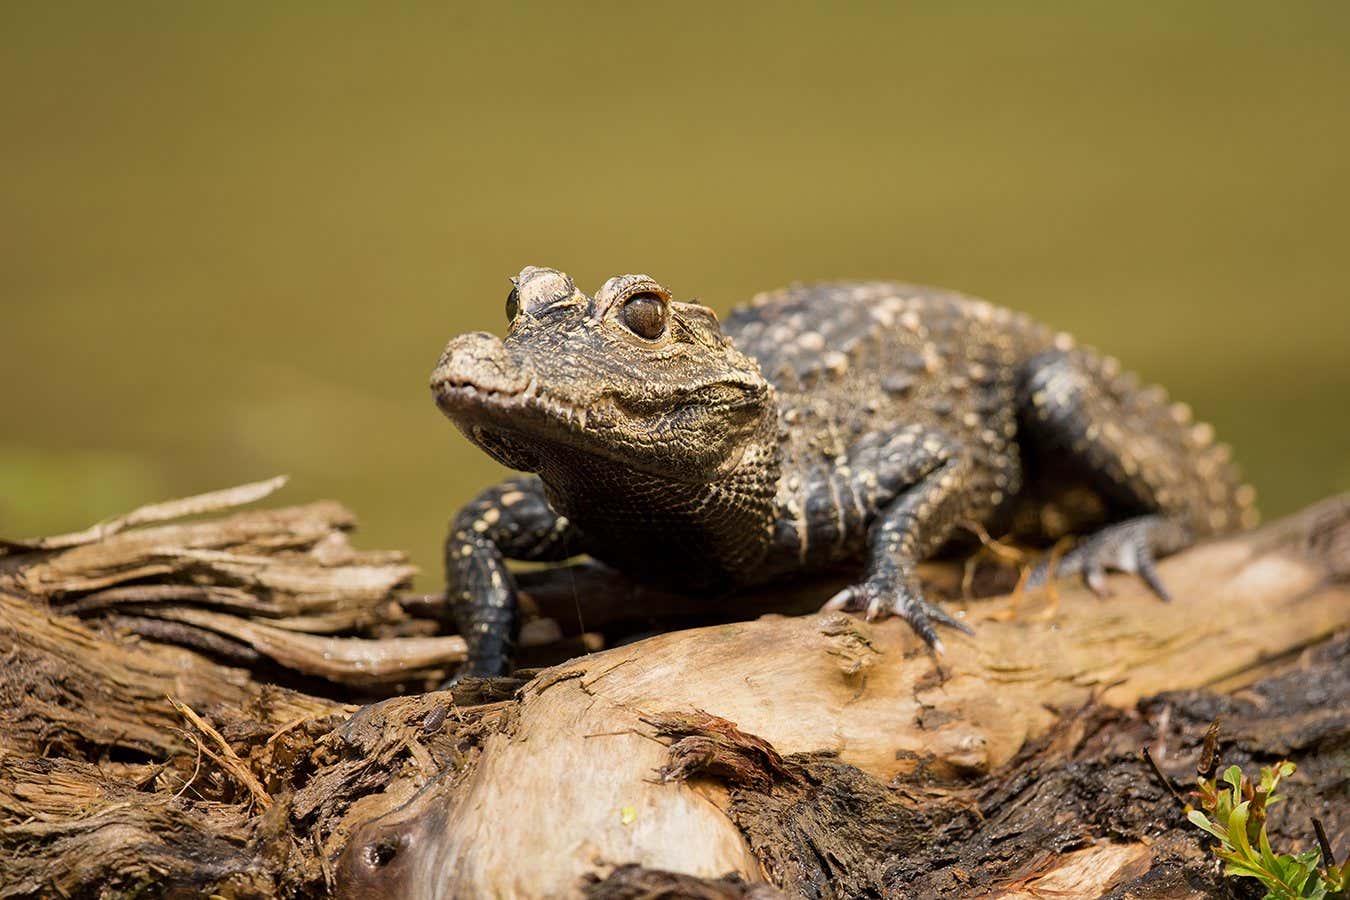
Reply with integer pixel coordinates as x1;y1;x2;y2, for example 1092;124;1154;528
431;267;778;488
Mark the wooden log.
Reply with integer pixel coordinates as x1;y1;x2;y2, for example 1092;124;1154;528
0;489;1345;898
337;496;1350;898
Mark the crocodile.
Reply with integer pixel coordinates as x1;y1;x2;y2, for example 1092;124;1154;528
430;267;1256;677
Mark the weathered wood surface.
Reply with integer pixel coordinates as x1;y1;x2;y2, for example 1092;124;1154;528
0;485;1346;898
337;496;1349;898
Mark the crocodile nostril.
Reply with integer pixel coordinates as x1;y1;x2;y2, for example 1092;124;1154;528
430;332;531;397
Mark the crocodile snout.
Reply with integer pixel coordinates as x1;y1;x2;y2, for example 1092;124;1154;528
430;332;532;406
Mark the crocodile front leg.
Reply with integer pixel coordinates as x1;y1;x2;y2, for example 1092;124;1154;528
446;475;580;678
822;427;978;651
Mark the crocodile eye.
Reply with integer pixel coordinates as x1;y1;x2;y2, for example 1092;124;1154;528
621;292;667;340
505;287;520;322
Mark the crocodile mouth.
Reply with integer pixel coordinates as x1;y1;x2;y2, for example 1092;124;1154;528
433;373;631;469
431;369;751;480
431;375;610;433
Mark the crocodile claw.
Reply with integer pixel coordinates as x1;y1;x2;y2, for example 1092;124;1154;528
824;576;973;653
1027;515;1186;602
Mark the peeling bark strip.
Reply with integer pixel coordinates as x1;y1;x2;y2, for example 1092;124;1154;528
0;475;290;552
0;487;1346;898
645;711;798;791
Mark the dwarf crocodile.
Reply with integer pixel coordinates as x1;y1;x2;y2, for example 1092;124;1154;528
430;267;1255;677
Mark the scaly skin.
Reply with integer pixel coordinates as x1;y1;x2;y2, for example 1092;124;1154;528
431;268;1257;676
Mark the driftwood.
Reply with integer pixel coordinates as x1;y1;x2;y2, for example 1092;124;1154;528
1;484;1347;898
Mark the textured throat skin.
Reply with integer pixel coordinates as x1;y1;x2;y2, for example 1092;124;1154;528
431;268;1257;677
532;433;780;591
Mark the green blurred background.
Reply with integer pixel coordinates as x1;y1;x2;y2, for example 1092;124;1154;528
3;2;1347;585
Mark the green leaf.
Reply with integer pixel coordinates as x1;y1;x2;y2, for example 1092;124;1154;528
1282;861;1311;894
1188;809;1227;841
1258;823;1282;875
1220;857;1269;880
1294;847;1321;870
1225;858;1274;885
1227;801;1257;864
1224;765;1244;797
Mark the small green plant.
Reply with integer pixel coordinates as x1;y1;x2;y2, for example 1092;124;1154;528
1144;720;1346;900
1187;760;1343;898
